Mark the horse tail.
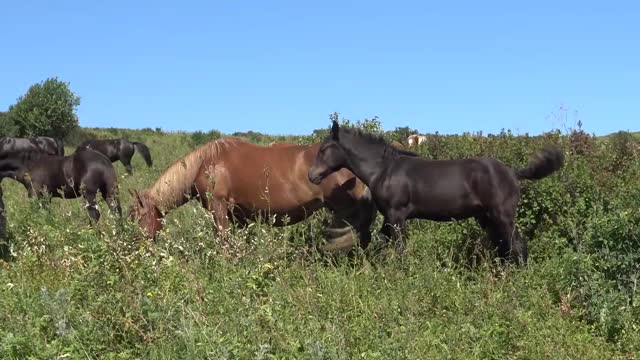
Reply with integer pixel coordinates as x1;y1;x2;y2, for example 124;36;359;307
515;146;564;181
131;141;153;167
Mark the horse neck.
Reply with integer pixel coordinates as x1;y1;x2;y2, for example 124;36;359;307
340;135;389;188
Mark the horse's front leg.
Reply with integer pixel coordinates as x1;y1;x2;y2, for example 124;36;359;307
205;199;233;251
379;211;408;256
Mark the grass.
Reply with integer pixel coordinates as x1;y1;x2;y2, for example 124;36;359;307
1;126;639;359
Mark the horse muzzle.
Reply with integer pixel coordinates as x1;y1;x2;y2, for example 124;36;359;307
308;167;326;185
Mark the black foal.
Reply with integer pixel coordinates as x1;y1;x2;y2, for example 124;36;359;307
308;121;564;264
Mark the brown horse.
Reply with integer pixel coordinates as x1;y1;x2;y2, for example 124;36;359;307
128;137;376;252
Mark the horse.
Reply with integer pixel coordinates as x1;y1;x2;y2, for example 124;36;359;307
308;121;565;264
0;148;122;222
1;136;65;156
407;134;427;147
128;137;377;253
76;138;152;175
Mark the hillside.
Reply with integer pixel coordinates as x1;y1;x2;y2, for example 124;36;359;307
1;124;639;358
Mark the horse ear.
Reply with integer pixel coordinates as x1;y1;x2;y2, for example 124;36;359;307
331;120;339;141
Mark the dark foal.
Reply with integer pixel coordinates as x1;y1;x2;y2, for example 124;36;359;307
76;138;152;174
0;149;122;222
308;121;565;264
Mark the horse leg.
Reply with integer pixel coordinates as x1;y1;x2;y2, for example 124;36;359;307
354;190;377;251
121;157;133;175
379;211;408;255
83;191;101;223
204;198;231;244
394;220;408;256
101;186;122;217
486;210;527;265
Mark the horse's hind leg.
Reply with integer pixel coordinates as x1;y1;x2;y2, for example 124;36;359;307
121;157;133;175
83;191;101;223
486;210;527;265
101;185;122;217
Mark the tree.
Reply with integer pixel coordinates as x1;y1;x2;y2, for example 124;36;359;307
0;111;17;136
7;77;81;139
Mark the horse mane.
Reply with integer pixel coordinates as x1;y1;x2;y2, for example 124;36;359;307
335;127;421;159
142;137;250;210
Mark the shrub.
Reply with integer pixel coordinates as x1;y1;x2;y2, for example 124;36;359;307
7;77;81;139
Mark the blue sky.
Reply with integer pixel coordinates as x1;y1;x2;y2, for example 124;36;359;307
1;1;638;135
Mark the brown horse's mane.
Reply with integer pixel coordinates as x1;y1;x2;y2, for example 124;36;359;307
333;127;420;159
141;137;250;210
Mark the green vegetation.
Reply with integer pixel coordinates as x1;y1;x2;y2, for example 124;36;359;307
3;77;81;138
1;119;639;359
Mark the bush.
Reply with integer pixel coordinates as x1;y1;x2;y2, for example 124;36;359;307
7;77;81;139
190;129;222;146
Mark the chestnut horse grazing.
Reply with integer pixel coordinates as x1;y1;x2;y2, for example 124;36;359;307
309;121;565;264
129;138;376;252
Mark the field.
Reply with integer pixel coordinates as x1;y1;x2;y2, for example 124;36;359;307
1;123;639;359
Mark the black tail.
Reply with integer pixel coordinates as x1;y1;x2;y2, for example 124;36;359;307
131;141;153;167
515;146;565;180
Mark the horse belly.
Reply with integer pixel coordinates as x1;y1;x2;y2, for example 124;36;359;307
232;199;322;226
411;182;479;221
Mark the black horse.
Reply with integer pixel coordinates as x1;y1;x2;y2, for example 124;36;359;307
1;136;65;156
308;121;565;264
76;138;152;174
0;149;122;222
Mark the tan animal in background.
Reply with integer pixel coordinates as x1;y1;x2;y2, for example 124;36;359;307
407;134;427;147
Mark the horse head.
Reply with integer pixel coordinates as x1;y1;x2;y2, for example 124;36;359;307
308;120;350;185
128;188;163;238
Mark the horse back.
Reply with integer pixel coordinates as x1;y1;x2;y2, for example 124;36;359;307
77;139;122;160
